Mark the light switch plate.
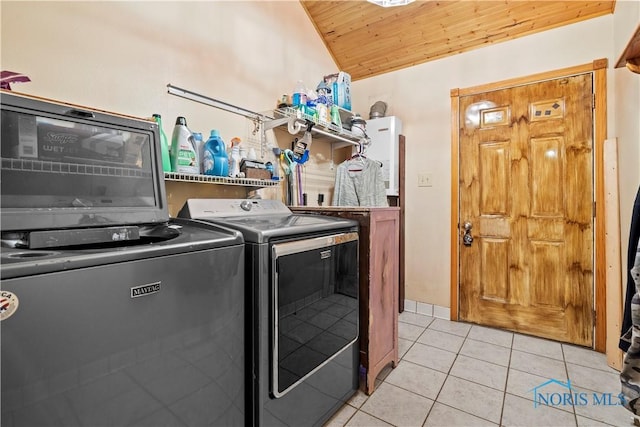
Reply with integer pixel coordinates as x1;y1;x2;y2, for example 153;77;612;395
418;173;433;187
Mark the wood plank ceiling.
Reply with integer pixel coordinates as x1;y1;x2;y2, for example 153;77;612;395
300;0;616;81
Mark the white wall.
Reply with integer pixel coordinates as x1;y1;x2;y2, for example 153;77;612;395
1;1;334;125
352;14;627;307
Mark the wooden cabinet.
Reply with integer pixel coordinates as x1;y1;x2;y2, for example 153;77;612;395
290;206;399;394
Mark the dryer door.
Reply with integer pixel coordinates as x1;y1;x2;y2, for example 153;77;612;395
271;232;359;398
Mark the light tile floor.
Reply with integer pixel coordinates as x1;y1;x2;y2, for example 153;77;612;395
324;312;633;427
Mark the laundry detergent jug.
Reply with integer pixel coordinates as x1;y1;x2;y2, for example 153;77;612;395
202;130;229;177
170;116;199;174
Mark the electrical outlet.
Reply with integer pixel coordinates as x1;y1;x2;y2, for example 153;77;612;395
418;173;433;187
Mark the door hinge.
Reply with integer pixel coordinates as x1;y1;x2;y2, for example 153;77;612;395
592;93;596;109
593;309;597;326
593;201;596;218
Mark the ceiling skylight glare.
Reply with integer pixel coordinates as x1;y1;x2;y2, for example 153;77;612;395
367;0;415;7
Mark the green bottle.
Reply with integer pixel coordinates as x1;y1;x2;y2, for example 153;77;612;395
330;105;342;128
152;114;172;172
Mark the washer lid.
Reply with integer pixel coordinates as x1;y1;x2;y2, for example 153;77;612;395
179;199;357;243
0;218;243;279
198;214;357;243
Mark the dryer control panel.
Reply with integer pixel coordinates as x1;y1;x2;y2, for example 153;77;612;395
179;199;292;218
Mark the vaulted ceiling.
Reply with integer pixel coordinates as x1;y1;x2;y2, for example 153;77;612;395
300;1;616;81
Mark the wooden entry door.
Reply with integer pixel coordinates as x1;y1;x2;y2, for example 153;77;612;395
458;73;594;347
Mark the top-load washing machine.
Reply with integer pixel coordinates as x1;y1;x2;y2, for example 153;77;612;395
1;91;246;426
179;199;360;427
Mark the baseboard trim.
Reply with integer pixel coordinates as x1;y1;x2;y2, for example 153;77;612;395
404;299;451;320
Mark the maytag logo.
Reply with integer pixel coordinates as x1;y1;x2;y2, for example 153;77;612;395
130;282;161;298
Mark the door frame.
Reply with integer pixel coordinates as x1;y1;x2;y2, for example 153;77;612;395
450;59;608;352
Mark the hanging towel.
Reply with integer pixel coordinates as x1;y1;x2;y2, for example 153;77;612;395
620;239;640;416
332;157;387;207
620;185;640;352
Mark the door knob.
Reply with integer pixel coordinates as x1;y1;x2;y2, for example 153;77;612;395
463;221;473;246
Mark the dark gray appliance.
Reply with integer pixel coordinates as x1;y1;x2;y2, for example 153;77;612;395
179;199;360;427
0;92;247;426
1;220;245;427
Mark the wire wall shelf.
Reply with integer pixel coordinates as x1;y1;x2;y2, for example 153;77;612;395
166;84;367;151
164;172;280;187
272;107;366;148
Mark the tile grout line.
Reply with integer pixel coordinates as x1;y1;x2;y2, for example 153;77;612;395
412;317;438;427
419;320;474;426
443;323;509;426
560;342;621;427
391;317;440;426
561;343;580;427
498;331;515;427
418;323;449;426
394;317;433;426
347;316;435;427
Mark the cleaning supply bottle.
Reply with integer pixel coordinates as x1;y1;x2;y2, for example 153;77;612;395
292;80;307;108
202;130;229;177
330;105;342;128
228;137;242;178
315;81;331;124
170;116;199;174
152;114;172;172
191;132;204;174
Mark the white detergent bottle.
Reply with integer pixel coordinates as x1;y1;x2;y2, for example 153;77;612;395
170;116;199;174
228;137;242;177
